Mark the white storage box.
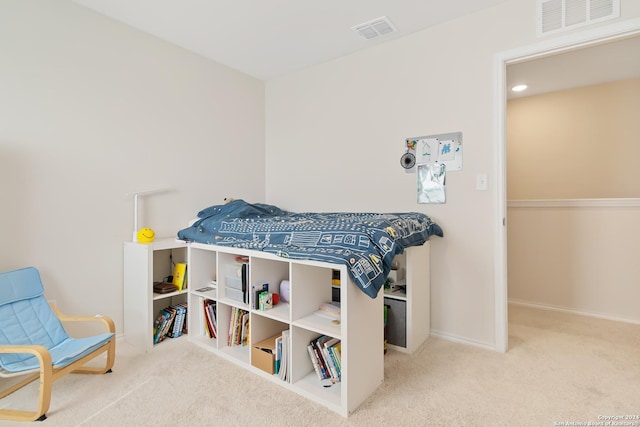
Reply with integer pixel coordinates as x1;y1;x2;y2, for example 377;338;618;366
225;287;244;302
226;276;242;290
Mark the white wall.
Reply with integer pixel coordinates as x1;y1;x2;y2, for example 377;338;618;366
508;203;640;323
265;0;640;347
0;1;266;332
508;78;640;199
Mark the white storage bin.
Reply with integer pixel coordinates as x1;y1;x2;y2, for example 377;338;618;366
226;264;244;277
226;287;244;302
226;276;242;290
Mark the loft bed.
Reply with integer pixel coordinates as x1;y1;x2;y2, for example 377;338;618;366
177;199;443;298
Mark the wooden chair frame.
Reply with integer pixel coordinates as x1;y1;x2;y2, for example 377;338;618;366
0;304;115;422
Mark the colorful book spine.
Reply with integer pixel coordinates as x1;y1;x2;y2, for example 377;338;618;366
202;299;216;339
275;335;282;374
310;339;329;379
307;344;324;380
176;302;189;334
173;262;188;291
167;304;186;338
323;338;341;381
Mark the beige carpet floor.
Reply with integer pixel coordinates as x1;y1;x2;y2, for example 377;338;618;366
1;304;638;426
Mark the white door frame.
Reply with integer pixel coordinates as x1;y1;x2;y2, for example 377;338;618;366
493;18;640;353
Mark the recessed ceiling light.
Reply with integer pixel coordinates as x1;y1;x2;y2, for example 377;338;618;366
512;84;528;92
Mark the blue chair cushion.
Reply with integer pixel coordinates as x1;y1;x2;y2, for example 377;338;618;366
0;267;45;306
0;333;114;373
0;267;114;374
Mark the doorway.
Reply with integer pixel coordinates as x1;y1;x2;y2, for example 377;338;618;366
494;18;640;352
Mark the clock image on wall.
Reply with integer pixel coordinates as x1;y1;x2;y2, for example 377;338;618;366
400;152;416;170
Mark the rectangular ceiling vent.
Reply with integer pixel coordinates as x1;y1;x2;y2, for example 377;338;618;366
537;0;619;37
352;16;398;40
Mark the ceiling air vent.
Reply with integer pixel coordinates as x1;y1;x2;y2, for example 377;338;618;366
537;0;619;37
352;16;398;40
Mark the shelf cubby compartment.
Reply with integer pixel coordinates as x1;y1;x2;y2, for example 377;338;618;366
249;256;290;323
384;242;430;354
188;243;217;293
217;302;251;364
188;292;218;351
290;262;341;338
290;326;342;412
249;316;289;381
217;251;250;309
124;238;188;352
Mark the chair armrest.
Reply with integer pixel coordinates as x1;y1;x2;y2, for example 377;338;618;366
0;344;53;375
50;304;116;334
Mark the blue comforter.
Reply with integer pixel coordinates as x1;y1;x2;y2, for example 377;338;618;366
177;200;443;298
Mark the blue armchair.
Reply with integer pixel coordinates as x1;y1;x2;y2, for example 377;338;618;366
0;267;115;422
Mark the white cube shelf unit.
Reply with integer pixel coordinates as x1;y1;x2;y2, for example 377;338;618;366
123;238;188;353
124;239;431;416
187;242;384;416
383;242;431;354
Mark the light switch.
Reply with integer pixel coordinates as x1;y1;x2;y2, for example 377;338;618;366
476;174;488;191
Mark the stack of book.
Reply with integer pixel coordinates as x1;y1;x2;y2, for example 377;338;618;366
315;301;341;321
227;307;250;347
202;299;217;339
307;335;341;383
153;302;188;344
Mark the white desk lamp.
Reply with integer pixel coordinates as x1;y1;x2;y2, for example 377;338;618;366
127;188;171;242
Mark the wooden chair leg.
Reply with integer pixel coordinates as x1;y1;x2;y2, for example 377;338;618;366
71;338;116;374
0;350;53;422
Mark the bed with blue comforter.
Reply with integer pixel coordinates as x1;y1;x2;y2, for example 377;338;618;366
177;200;443;298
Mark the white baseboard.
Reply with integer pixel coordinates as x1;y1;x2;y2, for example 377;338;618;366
429;330;498;352
508;299;640;325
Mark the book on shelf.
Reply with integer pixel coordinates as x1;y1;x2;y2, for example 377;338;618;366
176;302;189;335
331;342;341;372
311;337;330;380
321;337;341;381
331;269;341;286
307;335;341;383
153;302;189;344
227;307;236;346
275;335;282;375
307;344;324;381
167;303;187;338
202;299;217;339
153;308;175;344
241;310;250;346
258;291;273;311
172;262;188;291
252;283;268;310
241;262;249;304
153;310;170;344
278;330;290;382
227;307;249;347
160;307;176;341
317;301;341;319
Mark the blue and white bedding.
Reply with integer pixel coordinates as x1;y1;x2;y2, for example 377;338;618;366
177;200;443;298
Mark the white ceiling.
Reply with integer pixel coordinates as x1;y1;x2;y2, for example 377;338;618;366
507;35;640;99
72;0;640;94
72;0;510;80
